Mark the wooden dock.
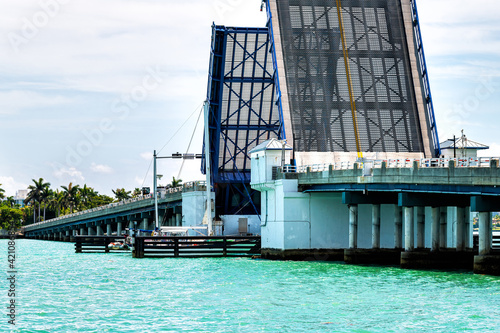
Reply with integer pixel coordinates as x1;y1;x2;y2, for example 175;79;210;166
74;235;261;258
133;236;261;258
75;236;128;253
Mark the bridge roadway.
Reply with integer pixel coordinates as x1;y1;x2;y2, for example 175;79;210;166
23;181;206;240
251;154;500;275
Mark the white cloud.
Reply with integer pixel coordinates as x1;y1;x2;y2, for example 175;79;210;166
478;143;500;157
0;90;72;115
90;163;113;174
140;152;152;160
52;166;85;183
0;176;28;197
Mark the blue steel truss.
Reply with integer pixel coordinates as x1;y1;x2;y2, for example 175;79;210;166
411;0;441;157
203;25;282;185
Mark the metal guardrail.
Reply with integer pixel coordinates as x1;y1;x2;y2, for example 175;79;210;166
281;157;500;174
27;181;206;229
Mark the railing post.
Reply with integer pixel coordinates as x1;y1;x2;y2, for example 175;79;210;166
104;236;110;253
174;238;179;257
75;236;82;253
223;238;227;256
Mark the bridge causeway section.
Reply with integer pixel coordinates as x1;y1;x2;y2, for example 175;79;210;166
251;144;500;275
23;182;207;241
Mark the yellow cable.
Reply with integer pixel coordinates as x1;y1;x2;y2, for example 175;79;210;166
336;0;363;159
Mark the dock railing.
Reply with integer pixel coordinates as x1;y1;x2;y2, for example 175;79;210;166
132;236;261;258
75;236;127;253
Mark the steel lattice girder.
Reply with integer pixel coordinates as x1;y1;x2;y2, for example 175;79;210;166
203;25;283;184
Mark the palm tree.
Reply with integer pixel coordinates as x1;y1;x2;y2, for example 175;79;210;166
132;188;142;198
4;196;16;208
112;188;131;202
61;182;80;214
171;177;183;188
25;178;50;222
79;184;92;210
0;184;5;199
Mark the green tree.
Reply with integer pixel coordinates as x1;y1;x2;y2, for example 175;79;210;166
170;177;183;188
61;182;80;214
0;206;23;230
132;188;142;198
112;188;131;202
0;184;5;199
25;178;50;222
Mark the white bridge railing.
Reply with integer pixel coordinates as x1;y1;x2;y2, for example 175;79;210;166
281;157;500;174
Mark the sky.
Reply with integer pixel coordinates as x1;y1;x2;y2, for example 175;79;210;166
1;0;499;197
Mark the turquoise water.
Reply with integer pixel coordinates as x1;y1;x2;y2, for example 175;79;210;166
1;240;500;332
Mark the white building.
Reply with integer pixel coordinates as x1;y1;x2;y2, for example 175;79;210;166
440;135;489;159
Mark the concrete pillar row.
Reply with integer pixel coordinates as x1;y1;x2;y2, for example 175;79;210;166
107;223;112;236
404;207;414;251
439;207;448;249
456;206;466;251
416;206;425;249
348;204;358;249
394;205;403;249
372;204;381;249
431;207;440;252
478;212;492;256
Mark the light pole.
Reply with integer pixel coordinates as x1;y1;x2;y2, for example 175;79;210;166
153;151;202;230
203;101;213;236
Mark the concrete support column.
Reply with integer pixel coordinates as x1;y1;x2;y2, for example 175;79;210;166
117;222;123;236
176;213;182;227
478;212;492;256
96;225;104;236
372;204;381;249
66;230;70;236
394;205;403;249
107;224;112;236
404;207;414;251
431;207;440;252
439;207;447;248
88;227;95;236
465;207;471;248
59;232;63;240
80;227;86;236
142;218;149;231
456;207;466;251
348;205;358;249
416;206;425;249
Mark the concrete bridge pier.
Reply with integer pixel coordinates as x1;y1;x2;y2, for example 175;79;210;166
404;207;414;252
106;223;112;236
88;226;96;236
80;227;86;236
478;212;492;256
96;224;104;236
176;213;182;227
348;204;358;249
142;217;149;231
117;222;123;236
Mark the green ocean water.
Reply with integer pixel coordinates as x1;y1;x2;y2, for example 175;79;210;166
1;240;500;332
